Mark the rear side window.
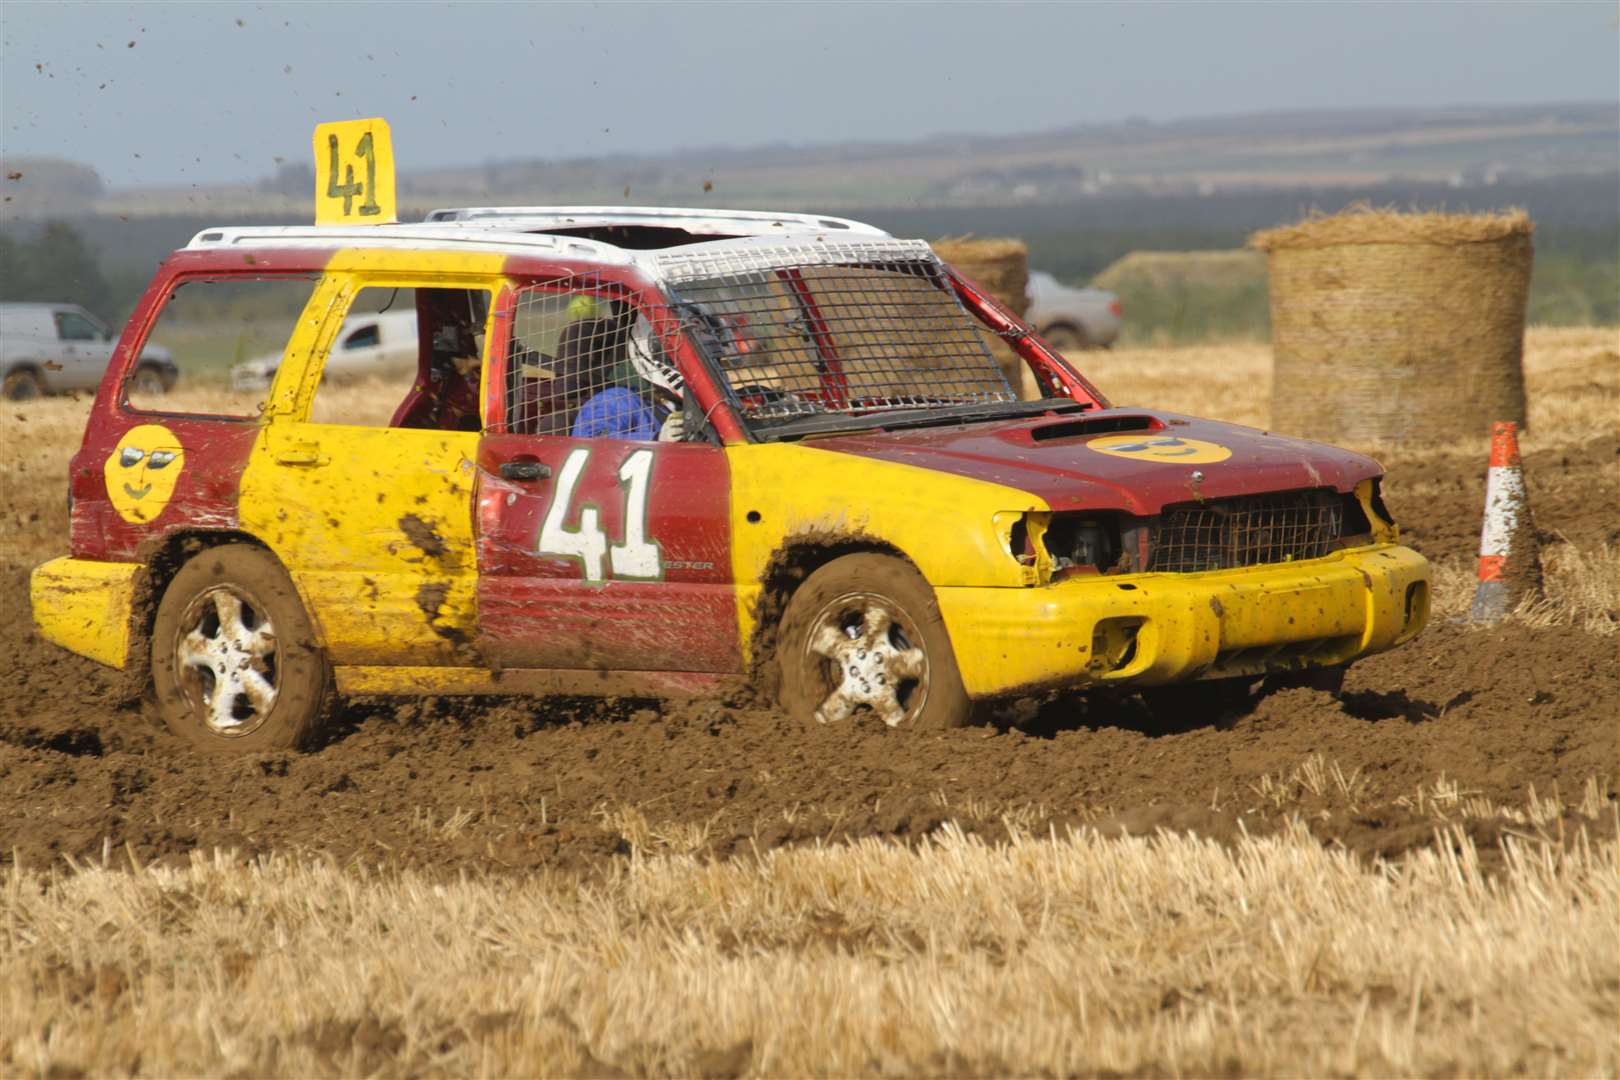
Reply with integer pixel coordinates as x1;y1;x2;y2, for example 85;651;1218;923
124;276;320;416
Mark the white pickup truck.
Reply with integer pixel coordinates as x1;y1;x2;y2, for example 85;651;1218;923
230;309;419;391
1025;271;1123;350
1;302;177;400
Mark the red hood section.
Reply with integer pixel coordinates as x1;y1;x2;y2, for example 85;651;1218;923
808;410;1382;514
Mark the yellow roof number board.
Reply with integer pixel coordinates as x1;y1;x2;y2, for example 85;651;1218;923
313;118;397;226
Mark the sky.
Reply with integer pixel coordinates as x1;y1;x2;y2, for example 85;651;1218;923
3;0;1617;188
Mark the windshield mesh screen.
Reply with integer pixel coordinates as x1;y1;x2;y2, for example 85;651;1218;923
656;241;1014;422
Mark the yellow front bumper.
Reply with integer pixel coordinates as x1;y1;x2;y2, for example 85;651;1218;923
936;543;1430;698
30;557;142;669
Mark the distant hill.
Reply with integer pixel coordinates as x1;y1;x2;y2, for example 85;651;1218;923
3;102;1614;332
3;101;1615;220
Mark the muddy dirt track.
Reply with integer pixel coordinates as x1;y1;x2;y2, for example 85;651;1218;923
2;434;1616;875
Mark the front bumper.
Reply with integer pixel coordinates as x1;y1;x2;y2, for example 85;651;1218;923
936;543;1429;699
30;557;142;669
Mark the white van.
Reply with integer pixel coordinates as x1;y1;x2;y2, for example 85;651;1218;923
1;302;177;400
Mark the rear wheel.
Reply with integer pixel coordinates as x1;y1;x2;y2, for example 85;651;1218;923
152;544;330;753
130;364;168;396
3;368;42;401
1040;322;1089;352
778;553;973;731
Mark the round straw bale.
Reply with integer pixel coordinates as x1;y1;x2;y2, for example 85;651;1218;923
931;237;1032;396
1250;206;1533;445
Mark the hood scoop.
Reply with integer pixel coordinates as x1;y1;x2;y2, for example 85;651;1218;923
1028;413;1162;443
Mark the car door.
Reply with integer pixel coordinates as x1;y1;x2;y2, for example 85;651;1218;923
474;283;740;674
237;269;501;668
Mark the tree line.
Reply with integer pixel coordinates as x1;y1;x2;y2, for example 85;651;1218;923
0;223;115;320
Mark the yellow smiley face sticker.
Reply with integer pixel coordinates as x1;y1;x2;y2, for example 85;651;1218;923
1088;434;1232;464
105;424;186;523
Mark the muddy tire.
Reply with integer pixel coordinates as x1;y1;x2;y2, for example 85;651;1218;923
778;553;973;731
152;544;329;753
3;368;43;401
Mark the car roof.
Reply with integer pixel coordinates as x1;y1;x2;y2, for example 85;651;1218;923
184;224;628;262
182;210;928;282
423;205;889;239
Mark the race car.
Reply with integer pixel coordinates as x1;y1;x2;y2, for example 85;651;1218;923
31;204;1432;751
29;201;1429;752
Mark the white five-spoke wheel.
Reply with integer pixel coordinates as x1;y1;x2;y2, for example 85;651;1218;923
175;586;280;735
804;594;929;727
779;554;973;731
153;544;329;752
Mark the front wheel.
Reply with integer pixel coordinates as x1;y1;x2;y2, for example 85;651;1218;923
3;368;43;401
152;544;330;752
777;553;973;730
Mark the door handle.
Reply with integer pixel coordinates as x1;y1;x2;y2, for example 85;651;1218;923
499;460;551;482
274;444;329;467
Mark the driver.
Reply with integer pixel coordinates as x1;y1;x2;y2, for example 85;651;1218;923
570;315;687;443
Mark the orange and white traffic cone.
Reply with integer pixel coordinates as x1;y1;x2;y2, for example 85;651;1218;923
1469;421;1541;623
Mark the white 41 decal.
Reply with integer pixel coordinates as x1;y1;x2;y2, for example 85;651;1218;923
537;448;662;582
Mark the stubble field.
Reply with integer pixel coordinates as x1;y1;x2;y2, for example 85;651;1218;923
1;328;1616;1077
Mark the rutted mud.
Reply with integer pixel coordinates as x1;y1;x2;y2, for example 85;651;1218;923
2;430;1615;875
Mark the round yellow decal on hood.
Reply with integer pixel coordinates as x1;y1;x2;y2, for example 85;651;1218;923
105;424;186;523
1088;434;1232;464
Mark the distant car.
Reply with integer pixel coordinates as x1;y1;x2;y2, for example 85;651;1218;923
1025;271;1122;350
1;302;176;400
230;309;418;391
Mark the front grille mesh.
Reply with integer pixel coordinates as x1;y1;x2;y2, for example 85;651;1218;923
1147;491;1343;573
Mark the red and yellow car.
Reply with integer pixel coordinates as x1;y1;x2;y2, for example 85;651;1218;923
30;205;1429;751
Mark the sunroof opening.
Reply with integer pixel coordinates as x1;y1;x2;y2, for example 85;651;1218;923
533;224;741;249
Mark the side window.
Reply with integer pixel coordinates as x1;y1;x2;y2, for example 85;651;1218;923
55;311;102;341
341;323;381;350
125;275;319;416
503;286;679;440
308;286;491;430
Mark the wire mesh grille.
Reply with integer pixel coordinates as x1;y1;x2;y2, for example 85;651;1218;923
501;285;679;439
1147;491;1345;573
656;240;1014;422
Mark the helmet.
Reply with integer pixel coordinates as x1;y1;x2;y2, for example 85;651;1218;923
565;294;604;322
627;316;683;399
